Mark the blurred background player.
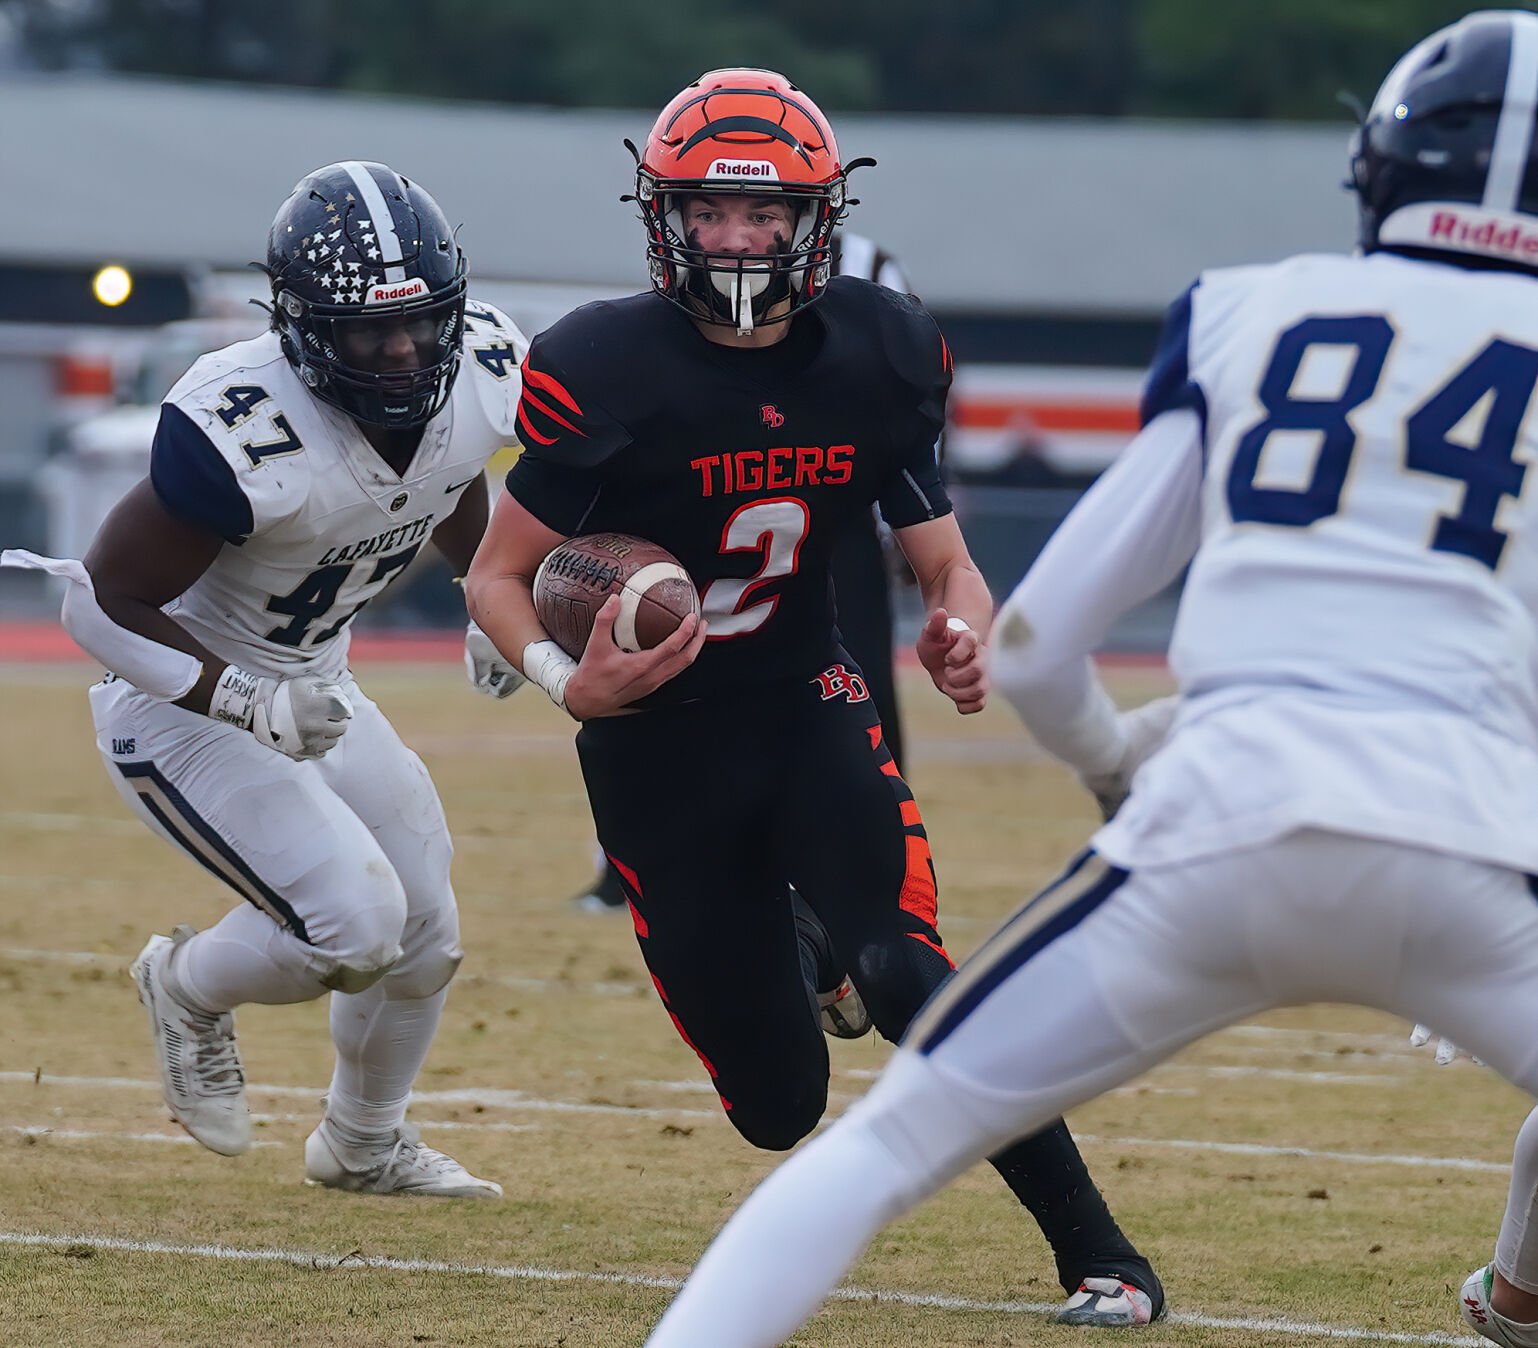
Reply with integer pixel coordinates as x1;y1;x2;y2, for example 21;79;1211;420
4;161;526;1195
570;225;917;914
642;13;1538;1345
469;68;1163;1325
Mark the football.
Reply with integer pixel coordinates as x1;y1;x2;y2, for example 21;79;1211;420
533;532;700;658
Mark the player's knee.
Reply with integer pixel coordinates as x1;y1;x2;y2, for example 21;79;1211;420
317;951;400;995
384;944;463;999
725;1078;827;1152
313;862;411;992
854;941;954;1042
384;892;462;998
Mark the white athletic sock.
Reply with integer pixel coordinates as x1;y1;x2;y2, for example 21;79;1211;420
1497;1106;1538;1300
323;981;447;1147
168;905;328;1013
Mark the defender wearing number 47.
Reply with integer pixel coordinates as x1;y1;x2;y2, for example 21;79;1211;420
468;68;1163;1325
643;15;1538;1347
4;161;528;1195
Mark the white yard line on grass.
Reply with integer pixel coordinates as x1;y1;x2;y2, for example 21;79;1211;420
0;1070;1506;1173
4;1125;281;1148
0;1229;1479;1344
0;944;644;998
0;1071;718;1121
1073;1134;1507;1174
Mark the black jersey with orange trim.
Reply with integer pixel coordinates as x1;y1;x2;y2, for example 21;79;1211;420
507;275;953;705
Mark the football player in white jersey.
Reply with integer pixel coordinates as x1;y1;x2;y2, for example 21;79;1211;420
4;162;527;1196
643;12;1538;1344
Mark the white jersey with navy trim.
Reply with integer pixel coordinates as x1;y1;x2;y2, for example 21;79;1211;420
998;250;1538;873
151;299;527;681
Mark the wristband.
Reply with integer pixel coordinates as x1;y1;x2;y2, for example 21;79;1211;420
522;640;578;713
208;664;263;729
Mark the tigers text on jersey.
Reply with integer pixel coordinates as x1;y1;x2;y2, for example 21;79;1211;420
149;301;527;680
505;277;953;704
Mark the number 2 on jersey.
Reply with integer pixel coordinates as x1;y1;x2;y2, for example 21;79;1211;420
700;498;810;639
1228;316;1538;569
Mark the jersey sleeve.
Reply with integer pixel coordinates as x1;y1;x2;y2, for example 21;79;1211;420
158;348;312;539
149;403;255;543
1140;281;1208;434
462;299;531;441
503;329;632;536
991;408;1203;774
876;300;954;529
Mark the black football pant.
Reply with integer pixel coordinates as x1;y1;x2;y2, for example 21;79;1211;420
577;669;1156;1295
829;514;903;771
578;666;945;1151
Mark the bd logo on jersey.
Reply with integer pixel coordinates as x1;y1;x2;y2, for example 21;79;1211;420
707;159;776;179
760;403;785;428
813;664;869;704
365;278;429;305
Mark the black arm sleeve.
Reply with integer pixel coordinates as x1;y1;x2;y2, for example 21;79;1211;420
877;303;954;529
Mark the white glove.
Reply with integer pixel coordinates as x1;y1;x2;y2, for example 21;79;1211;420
209;665;353;761
1409;1024;1481;1066
1079;694;1181;821
464;620;526;699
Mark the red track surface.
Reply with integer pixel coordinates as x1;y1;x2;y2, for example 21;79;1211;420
0;622;463;664
0;621;1167;669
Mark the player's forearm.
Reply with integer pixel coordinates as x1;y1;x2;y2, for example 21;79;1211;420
992;630;1125;777
462;571;547;676
77;583;227;714
431;477;490;578
920;558;992;638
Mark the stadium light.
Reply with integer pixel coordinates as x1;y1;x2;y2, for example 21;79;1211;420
91;264;133;307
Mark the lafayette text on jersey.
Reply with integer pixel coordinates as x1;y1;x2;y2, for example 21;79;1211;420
149;301;527;680
505;277;953;704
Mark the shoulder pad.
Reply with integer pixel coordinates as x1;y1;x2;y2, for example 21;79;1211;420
828;278;951;398
165;333;310;531
515;307;639;469
462;298;531;440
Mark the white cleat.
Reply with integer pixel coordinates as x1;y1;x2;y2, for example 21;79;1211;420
130;926;250;1157
1461;1265;1538;1346
304;1120;503;1199
1055;1277;1162;1327
817;976;873;1039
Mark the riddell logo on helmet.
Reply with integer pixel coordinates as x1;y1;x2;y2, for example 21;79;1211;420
707;159;777;179
365;278;429;304
1429;209;1538;258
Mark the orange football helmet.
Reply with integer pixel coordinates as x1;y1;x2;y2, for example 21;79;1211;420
630;69;867;333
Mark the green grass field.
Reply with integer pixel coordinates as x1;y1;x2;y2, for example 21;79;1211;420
0;662;1515;1346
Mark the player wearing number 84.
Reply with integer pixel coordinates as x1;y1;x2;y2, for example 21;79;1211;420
3;161;528;1195
468;67;1168;1325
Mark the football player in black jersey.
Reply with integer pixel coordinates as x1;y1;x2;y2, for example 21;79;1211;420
466;68;1163;1326
568;226;917;915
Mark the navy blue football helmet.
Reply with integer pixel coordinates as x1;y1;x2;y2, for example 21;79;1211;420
1351;10;1538;270
265;161;467;428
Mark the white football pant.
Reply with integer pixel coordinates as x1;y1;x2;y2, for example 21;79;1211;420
647;830;1538;1347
